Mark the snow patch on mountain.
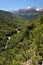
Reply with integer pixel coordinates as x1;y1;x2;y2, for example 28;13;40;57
11;6;43;12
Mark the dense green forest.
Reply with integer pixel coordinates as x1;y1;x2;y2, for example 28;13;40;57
0;10;43;65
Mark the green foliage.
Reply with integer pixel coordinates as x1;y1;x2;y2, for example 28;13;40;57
0;10;43;65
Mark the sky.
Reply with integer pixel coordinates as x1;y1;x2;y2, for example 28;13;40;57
0;0;43;10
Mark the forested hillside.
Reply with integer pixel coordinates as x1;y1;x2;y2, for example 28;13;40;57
0;10;43;65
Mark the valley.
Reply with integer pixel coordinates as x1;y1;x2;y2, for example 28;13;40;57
0;9;43;65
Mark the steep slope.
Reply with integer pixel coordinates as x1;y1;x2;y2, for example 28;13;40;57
0;10;24;28
0;10;21;21
0;12;43;65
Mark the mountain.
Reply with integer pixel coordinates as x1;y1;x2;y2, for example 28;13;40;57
0;10;21;20
11;6;43;20
11;6;37;15
0;10;24;24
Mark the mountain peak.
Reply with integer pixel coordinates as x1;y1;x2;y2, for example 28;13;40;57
26;6;32;9
35;8;43;11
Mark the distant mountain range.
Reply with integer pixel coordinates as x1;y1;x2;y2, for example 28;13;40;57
11;6;43;20
12;6;43;12
0;6;43;21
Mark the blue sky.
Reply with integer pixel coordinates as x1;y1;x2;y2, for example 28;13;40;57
0;0;43;10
